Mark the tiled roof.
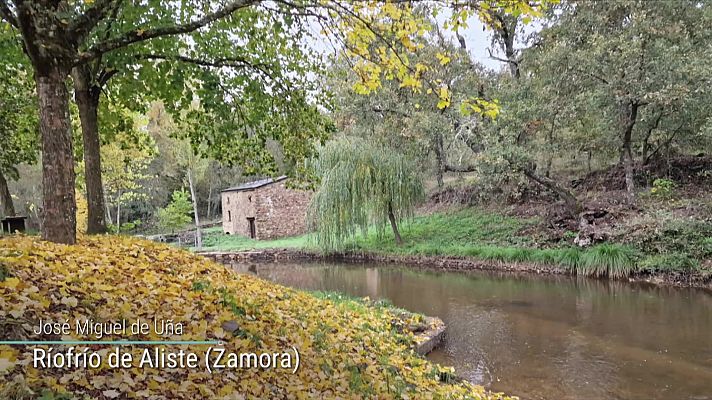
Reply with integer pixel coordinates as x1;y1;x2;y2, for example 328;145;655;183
221;176;287;192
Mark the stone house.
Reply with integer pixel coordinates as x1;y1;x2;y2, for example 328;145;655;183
221;176;311;239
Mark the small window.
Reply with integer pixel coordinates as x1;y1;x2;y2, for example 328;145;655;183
248;195;252;202
227;211;231;222
227;196;230;205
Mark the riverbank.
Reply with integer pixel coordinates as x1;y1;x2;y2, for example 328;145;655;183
198;203;712;288
309;291;446;356
200;248;712;290
0;235;506;399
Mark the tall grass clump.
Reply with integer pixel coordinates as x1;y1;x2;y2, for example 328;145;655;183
554;248;582;272
578;244;637;279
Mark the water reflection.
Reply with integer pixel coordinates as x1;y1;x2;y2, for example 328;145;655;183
231;262;712;400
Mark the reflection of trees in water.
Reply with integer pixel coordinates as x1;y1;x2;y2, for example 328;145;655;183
226;261;712;400
572;278;712;357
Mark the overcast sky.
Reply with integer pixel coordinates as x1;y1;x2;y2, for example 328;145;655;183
445;18;503;70
307;13;540;75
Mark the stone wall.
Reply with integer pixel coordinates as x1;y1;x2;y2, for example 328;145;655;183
253;181;311;239
221;190;256;236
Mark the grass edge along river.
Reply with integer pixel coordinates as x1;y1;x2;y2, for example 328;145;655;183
198;207;712;288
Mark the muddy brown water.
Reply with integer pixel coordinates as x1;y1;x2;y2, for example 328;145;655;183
230;262;712;400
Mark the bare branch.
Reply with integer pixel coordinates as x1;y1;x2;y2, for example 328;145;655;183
487;48;518;66
77;0;259;63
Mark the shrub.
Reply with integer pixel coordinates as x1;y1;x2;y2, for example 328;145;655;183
578;244;637;279
107;219;142;234
627;218;712;260
639;253;699;274
650;178;676;199
157;189;193;233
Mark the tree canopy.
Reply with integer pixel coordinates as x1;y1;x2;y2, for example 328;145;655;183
0;0;544;243
0;24;37;216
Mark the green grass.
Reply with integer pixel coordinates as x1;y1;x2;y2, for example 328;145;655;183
194;208;704;278
310;290;419;318
197;226;313;252
578;244;637;279
638;253;700;274
350;208;537;253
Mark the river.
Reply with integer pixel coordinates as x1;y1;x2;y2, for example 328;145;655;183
230;261;712;400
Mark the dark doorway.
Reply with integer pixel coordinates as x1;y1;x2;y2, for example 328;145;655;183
247;217;256;239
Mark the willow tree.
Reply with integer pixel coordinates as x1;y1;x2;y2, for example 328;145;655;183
309;138;424;251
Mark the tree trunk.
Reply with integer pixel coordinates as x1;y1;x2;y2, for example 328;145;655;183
504;35;520;79
36;67;76;244
434;131;445;188
544;114;557;178
522;167;582;217
387;202;403;246
621;102;639;204
116;201;121;232
187;169;202;249
72;66;107;234
105;199;113;226
641;112;663;165
0;170;16;216
206;178;213;221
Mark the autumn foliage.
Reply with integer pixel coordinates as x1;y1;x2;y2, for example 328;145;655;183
0;235;513;399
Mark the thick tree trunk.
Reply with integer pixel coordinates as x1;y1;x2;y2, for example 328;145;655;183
36;67;76;244
187;169;202;249
387;202;403;245
72;66;107;234
0;170;16;216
